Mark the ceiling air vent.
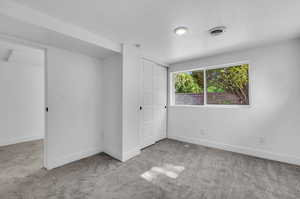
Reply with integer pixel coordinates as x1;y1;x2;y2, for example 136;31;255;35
209;26;226;36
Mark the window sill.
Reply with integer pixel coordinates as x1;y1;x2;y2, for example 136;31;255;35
168;104;252;109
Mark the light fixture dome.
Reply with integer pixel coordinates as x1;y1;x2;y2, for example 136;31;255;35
174;26;188;36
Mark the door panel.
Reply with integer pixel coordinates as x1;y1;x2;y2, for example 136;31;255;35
153;65;167;141
140;60;167;149
161;67;167;139
140;61;155;148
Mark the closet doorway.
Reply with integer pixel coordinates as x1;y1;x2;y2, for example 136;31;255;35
139;59;167;149
0;37;47;179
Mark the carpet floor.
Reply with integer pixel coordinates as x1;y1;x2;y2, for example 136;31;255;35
1;139;300;199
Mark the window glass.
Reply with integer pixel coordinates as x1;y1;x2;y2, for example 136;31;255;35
174;70;204;105
206;64;249;105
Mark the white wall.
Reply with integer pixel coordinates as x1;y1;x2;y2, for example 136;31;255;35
102;45;143;162
46;47;104;169
168;38;300;165
45;44;142;168
103;54;123;160
0;60;44;146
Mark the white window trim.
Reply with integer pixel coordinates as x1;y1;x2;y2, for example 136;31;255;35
169;61;252;108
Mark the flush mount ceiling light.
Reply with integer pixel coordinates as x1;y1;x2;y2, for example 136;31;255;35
209;26;226;36
174;26;188;36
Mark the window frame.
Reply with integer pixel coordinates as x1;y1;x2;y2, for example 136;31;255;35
169;61;252;108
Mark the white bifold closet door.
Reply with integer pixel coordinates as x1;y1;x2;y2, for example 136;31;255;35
140;59;167;149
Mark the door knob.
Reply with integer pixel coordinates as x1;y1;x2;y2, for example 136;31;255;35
140;106;143;110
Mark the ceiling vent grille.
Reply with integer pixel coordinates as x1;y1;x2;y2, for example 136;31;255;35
209;26;226;36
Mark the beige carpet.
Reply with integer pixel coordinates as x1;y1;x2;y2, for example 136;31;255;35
1;139;300;199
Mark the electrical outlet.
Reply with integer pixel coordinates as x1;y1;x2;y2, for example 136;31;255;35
259;137;265;145
200;129;206;136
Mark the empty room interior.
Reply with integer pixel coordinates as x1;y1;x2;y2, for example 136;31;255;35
0;0;300;198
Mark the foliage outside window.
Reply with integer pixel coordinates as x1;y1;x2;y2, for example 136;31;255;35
174;70;204;105
206;64;249;105
173;64;250;106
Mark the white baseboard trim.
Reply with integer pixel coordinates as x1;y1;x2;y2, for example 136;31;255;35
168;135;300;166
122;147;141;162
46;147;102;170
0;135;44;147
103;148;122;161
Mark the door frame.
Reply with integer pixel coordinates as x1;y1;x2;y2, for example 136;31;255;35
0;33;49;169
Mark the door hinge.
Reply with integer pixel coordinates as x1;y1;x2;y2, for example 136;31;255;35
46;107;49;112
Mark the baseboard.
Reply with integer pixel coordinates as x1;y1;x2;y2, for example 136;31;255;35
122;147;141;162
0;135;44;147
103;148;122;161
168;135;300;166
46;147;102;170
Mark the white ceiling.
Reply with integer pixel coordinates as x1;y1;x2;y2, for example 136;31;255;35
0;14;119;60
13;0;300;64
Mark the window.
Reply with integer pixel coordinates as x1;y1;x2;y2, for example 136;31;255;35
173;70;204;105
171;64;250;106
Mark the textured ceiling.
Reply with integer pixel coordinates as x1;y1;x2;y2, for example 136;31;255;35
13;0;300;63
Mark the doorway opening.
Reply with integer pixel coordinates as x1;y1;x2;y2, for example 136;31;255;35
0;38;46;181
